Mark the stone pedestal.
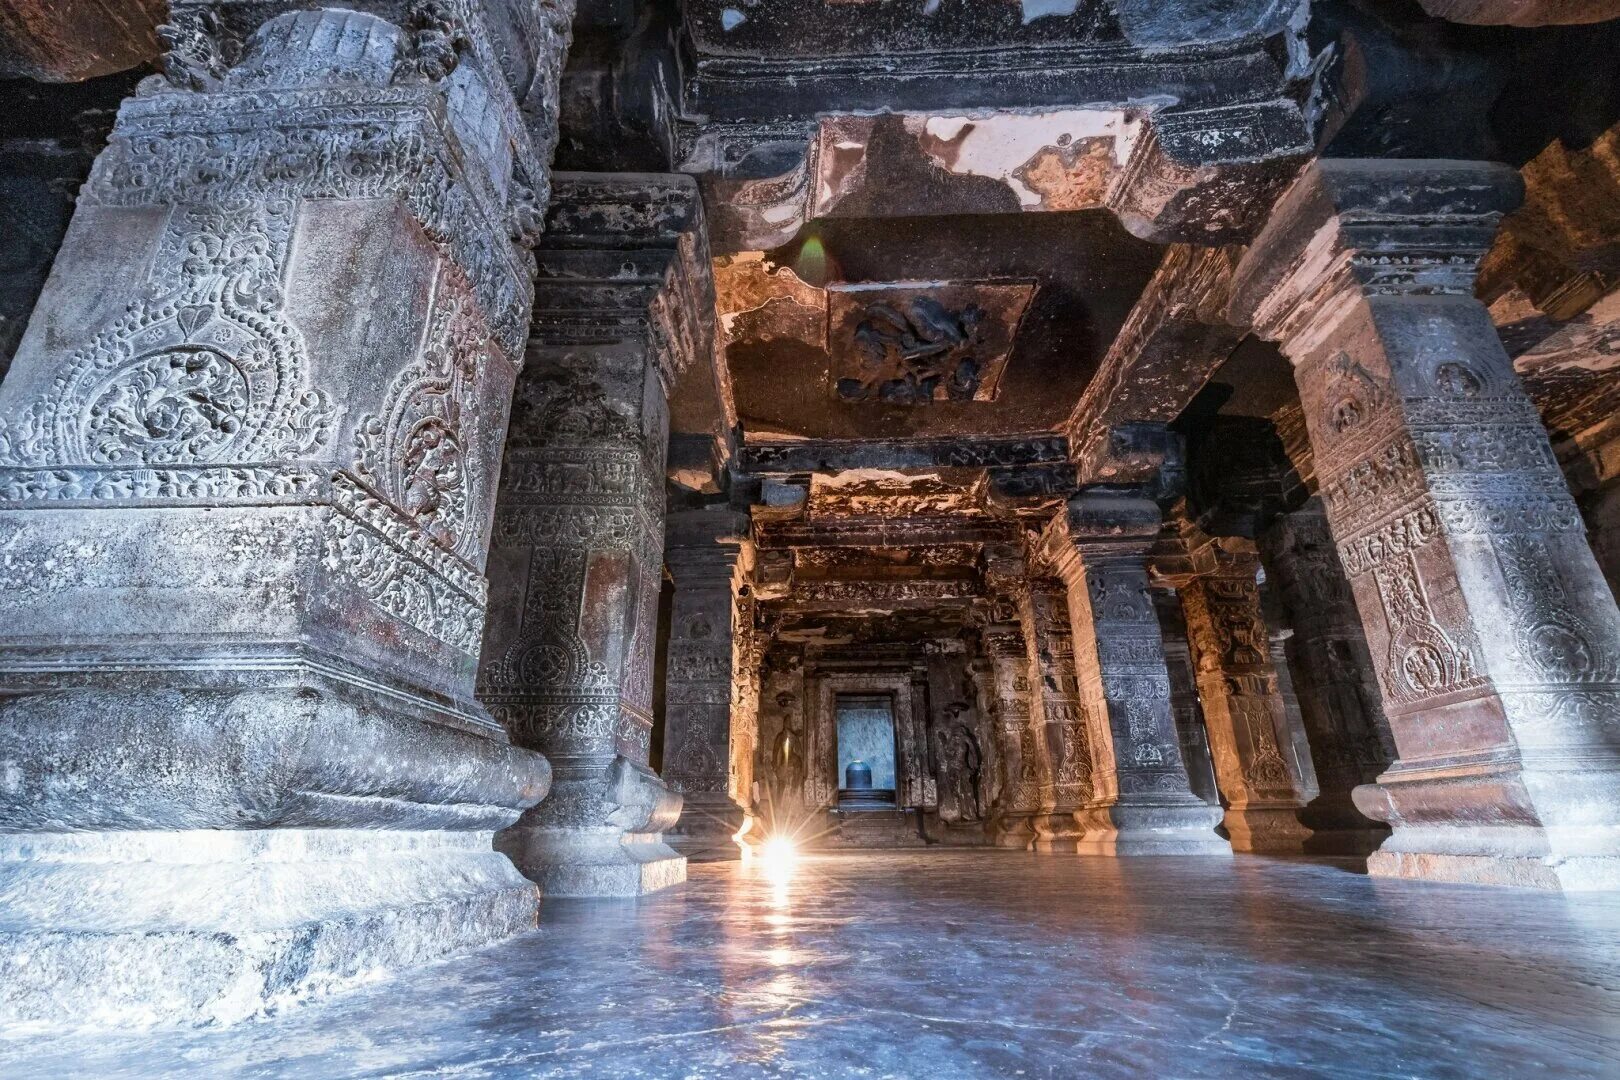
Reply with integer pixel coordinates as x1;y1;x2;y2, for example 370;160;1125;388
0;1;571;1026
1179;549;1316;853
663;509;752;861
1046;493;1230;856
1234;159;1620;889
479;174;712;897
1020;579;1092;851
1262;501;1396;855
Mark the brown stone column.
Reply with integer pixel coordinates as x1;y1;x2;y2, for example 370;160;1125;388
1233;159;1620;889
663;508;751;859
1019;576;1092;852
1261;499;1396;854
983;624;1044;848
1178;545;1315;853
1045;492;1229;855
479;174;712;897
1154;591;1222;806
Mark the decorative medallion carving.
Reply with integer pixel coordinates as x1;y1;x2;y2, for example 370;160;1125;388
0;201;333;473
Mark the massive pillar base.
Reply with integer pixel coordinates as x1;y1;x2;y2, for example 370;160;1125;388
1355;767;1620;890
1222;807;1315;855
499;828;687;898
666;792;746;862
0;830;535;1029
1031;812;1085;853
501;757;687;898
0;682;549;1028
989;811;1039;849
1077;800;1232;857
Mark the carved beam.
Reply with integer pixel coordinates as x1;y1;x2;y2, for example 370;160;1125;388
0;0;164;81
1065;244;1245;486
738;434;1068;476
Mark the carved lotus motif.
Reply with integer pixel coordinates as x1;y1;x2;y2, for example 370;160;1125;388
84;347;248;464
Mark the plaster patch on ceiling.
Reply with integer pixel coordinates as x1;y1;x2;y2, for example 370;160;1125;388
913;110;1140;208
1020;0;1081;24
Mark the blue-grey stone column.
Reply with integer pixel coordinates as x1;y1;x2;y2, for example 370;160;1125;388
0;1;575;1027
479;174;713;897
1045;493;1230;856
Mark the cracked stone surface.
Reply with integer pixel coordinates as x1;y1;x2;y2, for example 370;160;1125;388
3;852;1616;1077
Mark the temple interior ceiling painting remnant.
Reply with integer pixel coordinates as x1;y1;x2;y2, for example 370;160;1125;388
1;0;1619;1071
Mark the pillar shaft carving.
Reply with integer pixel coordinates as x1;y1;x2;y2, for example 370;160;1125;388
662;509;752;857
1042;492;1228;856
1177;544;1315;853
477;173;714;896
1261;499;1396;854
1234;158;1620;889
0;0;574;1027
1018;576;1091;851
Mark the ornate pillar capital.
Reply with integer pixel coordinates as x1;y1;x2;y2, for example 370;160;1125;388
1230;158;1522;357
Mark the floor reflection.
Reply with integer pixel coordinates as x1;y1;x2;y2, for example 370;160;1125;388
2;852;1616;1078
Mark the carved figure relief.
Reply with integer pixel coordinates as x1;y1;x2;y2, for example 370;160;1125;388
839;297;987;404
826;281;1031;406
935;712;983;824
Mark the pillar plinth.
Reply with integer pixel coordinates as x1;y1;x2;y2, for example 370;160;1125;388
663;509;752;860
1045;494;1229;856
0;1;574;1026
479;175;712;897
1235;159;1620;889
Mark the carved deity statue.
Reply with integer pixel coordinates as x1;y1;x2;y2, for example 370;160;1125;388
769;692;806;805
936;706;983;824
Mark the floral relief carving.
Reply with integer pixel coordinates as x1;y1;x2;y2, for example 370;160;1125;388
353;282;489;561
0;201;333;474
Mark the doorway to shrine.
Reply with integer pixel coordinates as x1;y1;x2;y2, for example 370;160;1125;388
834;695;897;808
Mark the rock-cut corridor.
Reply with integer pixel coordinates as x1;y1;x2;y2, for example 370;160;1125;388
2;852;1616;1079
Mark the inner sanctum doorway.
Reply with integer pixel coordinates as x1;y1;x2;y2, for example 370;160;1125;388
835;694;897;808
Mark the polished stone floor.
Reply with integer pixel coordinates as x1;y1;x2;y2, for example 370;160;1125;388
1;851;1617;1078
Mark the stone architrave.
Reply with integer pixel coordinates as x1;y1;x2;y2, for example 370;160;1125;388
663;508;752;860
1232;159;1620;889
478;173;713;897
0;0;574;1028
1261;500;1396;854
1178;546;1316;853
1019;576;1092;851
1045;493;1230;856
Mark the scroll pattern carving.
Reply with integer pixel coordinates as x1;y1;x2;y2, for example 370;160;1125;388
0;201;332;482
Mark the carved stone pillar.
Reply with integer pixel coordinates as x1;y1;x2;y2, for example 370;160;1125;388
479;174;712;897
1045;493;1229;856
1019;576;1091;852
1261;500;1395;854
0;1;574;1028
1154;590;1221;806
984;625;1044;848
1233;159;1620;889
662;508;751;860
1178;545;1316;853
